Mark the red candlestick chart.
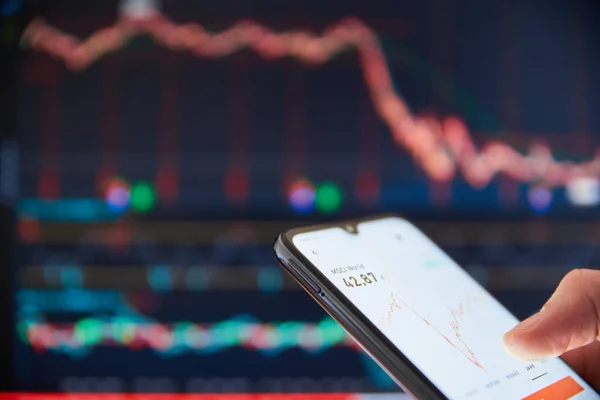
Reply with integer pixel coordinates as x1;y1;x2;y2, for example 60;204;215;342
379;292;485;370
19;11;600;198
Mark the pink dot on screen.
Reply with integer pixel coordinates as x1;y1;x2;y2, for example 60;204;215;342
527;186;552;214
105;179;131;211
288;179;316;213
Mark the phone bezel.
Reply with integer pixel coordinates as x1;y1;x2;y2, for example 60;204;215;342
273;213;448;400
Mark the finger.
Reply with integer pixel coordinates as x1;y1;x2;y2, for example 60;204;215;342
503;269;600;361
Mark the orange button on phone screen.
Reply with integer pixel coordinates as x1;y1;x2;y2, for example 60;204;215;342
522;376;584;400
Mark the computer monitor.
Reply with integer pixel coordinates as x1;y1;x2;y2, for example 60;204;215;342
3;0;600;393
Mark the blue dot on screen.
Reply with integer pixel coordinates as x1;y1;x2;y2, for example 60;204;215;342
148;265;173;291
257;267;283;293
60;266;84;288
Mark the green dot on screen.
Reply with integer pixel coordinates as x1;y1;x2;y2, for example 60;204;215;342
316;182;343;213
131;182;156;213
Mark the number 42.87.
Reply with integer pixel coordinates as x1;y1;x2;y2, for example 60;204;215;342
343;272;379;287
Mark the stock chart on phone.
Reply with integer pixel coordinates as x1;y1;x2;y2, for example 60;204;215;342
4;0;600;394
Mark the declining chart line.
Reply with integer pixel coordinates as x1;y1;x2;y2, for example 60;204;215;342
379;293;485;370
20;11;600;188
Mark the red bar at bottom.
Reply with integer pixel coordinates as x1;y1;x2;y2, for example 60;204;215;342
0;394;358;400
522;376;585;400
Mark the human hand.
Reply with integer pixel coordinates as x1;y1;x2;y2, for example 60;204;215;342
502;269;600;390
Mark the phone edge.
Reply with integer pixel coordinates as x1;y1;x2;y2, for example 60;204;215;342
273;220;448;400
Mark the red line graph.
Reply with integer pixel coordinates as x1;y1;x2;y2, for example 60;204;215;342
379;292;485;370
20;12;600;187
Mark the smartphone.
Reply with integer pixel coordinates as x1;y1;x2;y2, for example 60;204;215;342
273;214;600;399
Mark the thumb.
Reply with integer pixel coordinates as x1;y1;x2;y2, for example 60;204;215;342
503;269;600;361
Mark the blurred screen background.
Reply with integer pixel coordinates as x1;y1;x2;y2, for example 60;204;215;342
1;0;600;394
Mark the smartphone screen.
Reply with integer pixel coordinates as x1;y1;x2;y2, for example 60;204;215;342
291;217;599;399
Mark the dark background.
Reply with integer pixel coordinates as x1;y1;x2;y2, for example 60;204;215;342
2;0;600;393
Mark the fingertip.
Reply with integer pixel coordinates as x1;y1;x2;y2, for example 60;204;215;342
500;314;542;359
502;328;560;361
502;330;528;360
